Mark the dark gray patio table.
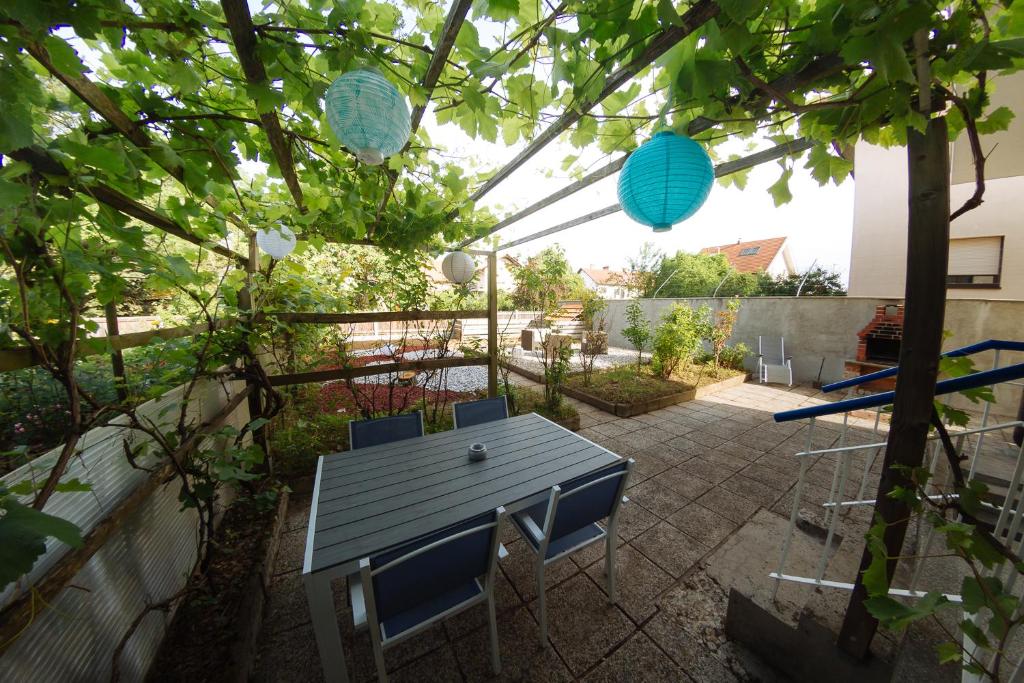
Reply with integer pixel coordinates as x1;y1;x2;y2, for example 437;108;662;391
302;412;622;683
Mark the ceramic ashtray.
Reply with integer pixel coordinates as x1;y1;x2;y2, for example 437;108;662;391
468;443;488;461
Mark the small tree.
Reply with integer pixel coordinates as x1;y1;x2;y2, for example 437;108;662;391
651;304;703;379
508;246;583;326
579;317;607;386
621;301;651;370
539;333;572;411
709;298;742;367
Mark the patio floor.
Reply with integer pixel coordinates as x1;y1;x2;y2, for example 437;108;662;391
249;381;928;682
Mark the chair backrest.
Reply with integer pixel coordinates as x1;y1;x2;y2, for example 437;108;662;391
758;336;786;365
545;460;631;542
349;411;423;450
366;508;504;624
453;396;509;429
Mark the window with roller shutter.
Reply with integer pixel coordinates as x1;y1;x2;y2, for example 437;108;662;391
946;236;1004;288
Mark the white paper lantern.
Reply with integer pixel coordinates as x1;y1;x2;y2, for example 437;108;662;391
441;251;476;284
255;224;297;260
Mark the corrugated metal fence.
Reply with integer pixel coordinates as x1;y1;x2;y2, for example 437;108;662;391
0;378;249;682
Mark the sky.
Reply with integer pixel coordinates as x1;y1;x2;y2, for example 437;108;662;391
424;107;856;281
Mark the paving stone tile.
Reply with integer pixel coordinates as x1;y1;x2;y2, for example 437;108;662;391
500;539;579;602
665;435;708;456
696;486;761;524
631;411;672;425
659;419;696;437
389;644;463;683
665;503;740;547
670;458;731;485
631;522;710;578
615;501;661;541
655;467;717;499
569;531;624;569
627;479;689;518
582;631;686;683
526;574;636;676
628;449;674;484
584;545;674;623
454;607;573;682
443;571;523;639
701;450;749;473
719;473;785;508
713;440;763;462
630;426;678;445
344;623;449;682
701;420;753;440
685;429;729;448
738;462;797;492
589;419;645;438
643;573;778;683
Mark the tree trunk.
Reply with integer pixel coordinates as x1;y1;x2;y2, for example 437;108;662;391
837;115;950;658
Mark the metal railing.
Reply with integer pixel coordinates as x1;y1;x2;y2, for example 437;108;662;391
769;345;1024;680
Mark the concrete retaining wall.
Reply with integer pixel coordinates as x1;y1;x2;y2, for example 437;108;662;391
603;297;1024;417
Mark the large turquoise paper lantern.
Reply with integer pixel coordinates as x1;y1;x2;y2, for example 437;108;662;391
325;68;411;165
617;131;714;232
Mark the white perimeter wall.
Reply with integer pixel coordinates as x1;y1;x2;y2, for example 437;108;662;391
603;296;1024;417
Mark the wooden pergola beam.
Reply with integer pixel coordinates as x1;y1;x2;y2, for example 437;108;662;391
221;0;305;213
375;0;474;223
494;137;815;251
463;0;720;206
460;51;845;248
9;147;248;267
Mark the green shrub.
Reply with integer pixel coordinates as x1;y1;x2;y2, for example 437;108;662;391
270;412;351;481
650;304;703;379
717;343;751;371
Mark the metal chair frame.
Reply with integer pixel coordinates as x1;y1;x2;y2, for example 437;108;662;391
510;460;634;644
758;335;793;386
352;507;506;682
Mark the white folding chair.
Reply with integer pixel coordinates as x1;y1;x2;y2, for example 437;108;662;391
758;336;793;386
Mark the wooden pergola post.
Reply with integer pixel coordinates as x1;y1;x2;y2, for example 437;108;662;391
487;251;498;398
104;300;128;403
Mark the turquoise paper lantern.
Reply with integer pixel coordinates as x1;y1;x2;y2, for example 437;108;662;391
617;131;714;232
325;68;411;165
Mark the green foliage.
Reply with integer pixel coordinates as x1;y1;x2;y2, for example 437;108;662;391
625;242;664;297
651;304;705;379
716;342;751;371
622;301;651;369
652;252;760;298
509;246;584;323
755;267;848;297
0;487;83;588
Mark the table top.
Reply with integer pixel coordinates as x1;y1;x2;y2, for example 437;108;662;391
304;412;621;574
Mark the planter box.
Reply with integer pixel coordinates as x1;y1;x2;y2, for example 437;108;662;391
502;360;745;418
564;372;749;418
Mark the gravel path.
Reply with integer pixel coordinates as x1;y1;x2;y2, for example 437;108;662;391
508;346;649;375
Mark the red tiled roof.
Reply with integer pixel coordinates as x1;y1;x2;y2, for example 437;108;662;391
579;267;627;285
699;237;787;274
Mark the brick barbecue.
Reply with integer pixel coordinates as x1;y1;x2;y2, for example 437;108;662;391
845;304;904;391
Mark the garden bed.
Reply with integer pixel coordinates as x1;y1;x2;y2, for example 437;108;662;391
506;362;747;418
147;489;288;683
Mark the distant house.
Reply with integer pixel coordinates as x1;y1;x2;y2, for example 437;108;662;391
699;237;795;277
578;265;631;299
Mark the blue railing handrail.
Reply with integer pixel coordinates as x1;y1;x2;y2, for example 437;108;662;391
821;339;1024;393
774;362;1024;423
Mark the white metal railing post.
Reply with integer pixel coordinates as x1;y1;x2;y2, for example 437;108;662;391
968;349;1000;481
824;411;851;528
772;416;816;601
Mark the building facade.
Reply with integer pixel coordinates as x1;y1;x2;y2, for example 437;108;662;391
848;71;1024;300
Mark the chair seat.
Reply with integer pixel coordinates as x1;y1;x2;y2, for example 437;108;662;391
512;503;606;560
377;578;484;640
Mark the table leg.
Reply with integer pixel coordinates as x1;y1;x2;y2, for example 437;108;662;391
304;571;350;683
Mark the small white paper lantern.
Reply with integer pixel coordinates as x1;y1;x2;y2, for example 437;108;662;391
441;251;476;284
255;224;297;260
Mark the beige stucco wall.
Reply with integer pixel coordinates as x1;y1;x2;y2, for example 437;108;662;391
603;296;1024;418
848;71;1024;301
